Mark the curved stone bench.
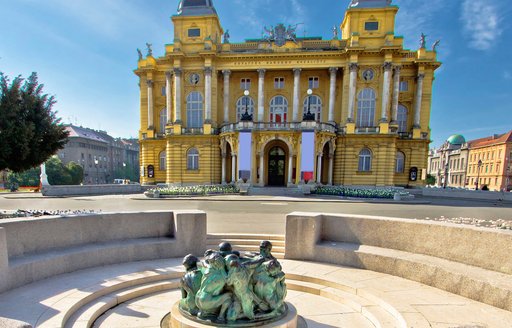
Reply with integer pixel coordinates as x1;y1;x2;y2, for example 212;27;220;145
285;212;512;311
0;211;206;294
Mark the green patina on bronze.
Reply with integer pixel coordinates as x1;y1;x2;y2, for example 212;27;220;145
179;241;288;326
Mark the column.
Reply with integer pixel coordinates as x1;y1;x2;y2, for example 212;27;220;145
292;68;301;121
328;67;338;123
173;68;182;123
257;69;265;122
328;155;334;185
221;153;227;184
347;63;358;123
165;72;172;124
414;73;425;128
259;153;264;187
204;67;212;123
380;62;392;122
391;66;401;123
231;153;237;182
316;154;323;184
288;155;294;185
147;80;154;129
222;70;231;123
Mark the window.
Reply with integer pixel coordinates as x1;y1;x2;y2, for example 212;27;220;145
357;88;376;128
188;28;200;37
274;77;285;89
270;96;288;123
187;148;199;170
358;149;372;172
399;81;408;92
397;104;408;133
240;78;251;90
161;86;166;96
159;109;167;133
308;77;319;89
236;96;255;121
186;92;203;128
159;151;166;170
303;95;322;122
365;21;379;31
396;151;405;173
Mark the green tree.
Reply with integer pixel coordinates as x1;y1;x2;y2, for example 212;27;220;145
7;167;40;187
0;72;69;173
46;157;72;185
67;161;84;185
426;174;436;186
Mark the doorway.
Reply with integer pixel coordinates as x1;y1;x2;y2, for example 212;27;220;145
268;146;286;186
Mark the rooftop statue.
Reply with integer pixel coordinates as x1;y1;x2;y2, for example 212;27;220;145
262;23;301;47
223;30;230;44
178;241;288;326
146;43;153;57
420;33;427;49
136;48;143;61
432;39;441;52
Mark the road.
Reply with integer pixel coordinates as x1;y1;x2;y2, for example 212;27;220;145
1;193;511;234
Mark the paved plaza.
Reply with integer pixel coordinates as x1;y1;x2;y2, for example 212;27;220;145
1;193;511;234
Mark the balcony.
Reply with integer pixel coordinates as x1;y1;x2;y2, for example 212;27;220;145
355;127;379;134
220;121;336;134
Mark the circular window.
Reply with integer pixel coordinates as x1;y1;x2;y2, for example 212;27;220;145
189;73;200;85
362;69;374;82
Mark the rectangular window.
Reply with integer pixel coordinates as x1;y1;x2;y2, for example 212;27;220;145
365;21;379;31
274;77;285;89
308;77;319;89
161;86;166;96
399;81;408;92
188;28;200;37
240;78;251;90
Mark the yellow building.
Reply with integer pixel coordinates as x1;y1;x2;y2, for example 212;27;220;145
466;131;512;191
135;0;441;187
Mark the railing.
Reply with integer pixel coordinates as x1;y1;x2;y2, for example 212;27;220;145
182;127;204;135
220;121;336;134
398;132;412;139
355;127;379;134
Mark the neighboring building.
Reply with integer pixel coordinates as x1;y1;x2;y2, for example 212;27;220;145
136;0;441;186
56;125;140;184
427;135;469;188
466;131;512;191
0;170;7;188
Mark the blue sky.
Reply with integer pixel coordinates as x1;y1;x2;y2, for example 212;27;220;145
0;0;511;147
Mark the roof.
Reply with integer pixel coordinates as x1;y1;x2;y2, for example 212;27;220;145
468;131;512;148
65;125;108;143
447;134;466;145
177;0;217;16
348;0;393;9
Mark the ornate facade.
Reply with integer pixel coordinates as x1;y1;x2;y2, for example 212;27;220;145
136;0;441;187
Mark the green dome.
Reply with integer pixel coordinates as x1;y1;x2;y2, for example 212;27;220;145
447;134;466;145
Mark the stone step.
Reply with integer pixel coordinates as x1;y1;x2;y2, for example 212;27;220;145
206;238;286;247
207;233;285;241
248;187;302;196
206;244;285;254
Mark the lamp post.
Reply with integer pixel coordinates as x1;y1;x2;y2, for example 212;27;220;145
94;158;99;184
123;162;127;183
443;162;449;189
240;90;252;121
303;88;315;121
475;159;483;190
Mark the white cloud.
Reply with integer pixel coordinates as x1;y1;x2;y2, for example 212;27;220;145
461;0;502;50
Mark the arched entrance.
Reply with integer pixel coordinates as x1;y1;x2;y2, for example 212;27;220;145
267;146;286;186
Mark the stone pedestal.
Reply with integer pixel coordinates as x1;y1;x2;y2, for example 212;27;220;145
166;302;300;328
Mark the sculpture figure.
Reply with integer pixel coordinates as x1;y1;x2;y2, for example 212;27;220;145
136;48;143;61
146;42;153;57
253;259;287;316
223;29;230;43
286;24;298;44
332;25;339;39
179;255;202;315
432;39;441;52
195;253;232;322
419;33;427;49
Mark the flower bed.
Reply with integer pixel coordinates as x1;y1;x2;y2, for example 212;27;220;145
148;184;240;197
312;186;408;199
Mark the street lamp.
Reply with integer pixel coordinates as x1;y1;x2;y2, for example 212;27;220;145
443;162;449;189
475;159;483;190
303;88;315;121
94;158;99;184
240;90;253;121
123;162;127;183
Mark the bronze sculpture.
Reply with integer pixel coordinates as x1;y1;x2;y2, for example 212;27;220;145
178;241;288;326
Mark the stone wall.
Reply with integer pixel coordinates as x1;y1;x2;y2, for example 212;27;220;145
41;184;142;196
422;187;512;201
0;211;206;293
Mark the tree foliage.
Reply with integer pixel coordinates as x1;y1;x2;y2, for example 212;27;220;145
0;72;69;172
6;157;83;187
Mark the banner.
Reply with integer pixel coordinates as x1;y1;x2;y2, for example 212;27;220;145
238;132;252;182
301;132;314;182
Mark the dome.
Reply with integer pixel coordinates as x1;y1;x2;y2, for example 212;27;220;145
348;0;392;8
177;0;217;16
447;134;466;145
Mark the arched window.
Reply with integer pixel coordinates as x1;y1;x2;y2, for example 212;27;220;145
303;95;322;122
269;96;288;123
187;148;199;170
397;105;408;133
358;148;372;172
357;88;376;128
159;151;166;170
159;109;167;133
186;92;203;128
396;151;405;173
236;96;255;121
